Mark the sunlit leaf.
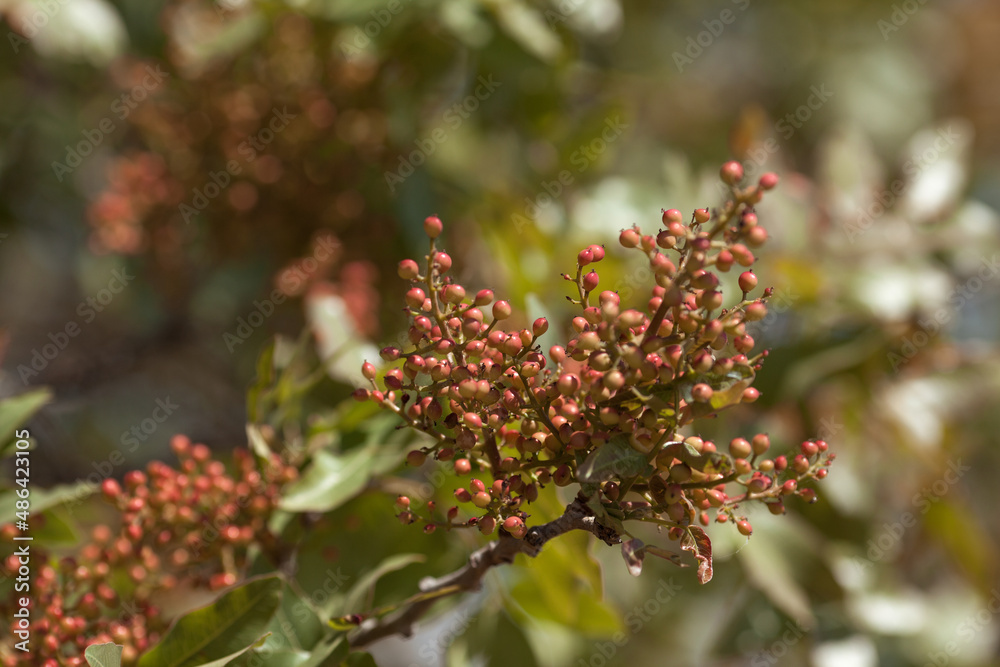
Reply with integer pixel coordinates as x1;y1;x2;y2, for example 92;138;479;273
337;553;426;619
279;445;395;513
0;388;51;457
137;575;282;667
84;643;122;667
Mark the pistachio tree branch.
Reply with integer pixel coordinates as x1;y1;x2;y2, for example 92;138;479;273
349;496;620;649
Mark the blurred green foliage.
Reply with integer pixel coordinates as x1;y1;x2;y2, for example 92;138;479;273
2;0;1000;665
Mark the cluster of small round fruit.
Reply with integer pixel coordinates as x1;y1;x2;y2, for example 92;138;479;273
358;162;830;547
0;435;296;665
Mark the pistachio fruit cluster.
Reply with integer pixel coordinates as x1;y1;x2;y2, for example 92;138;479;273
358;163;832;570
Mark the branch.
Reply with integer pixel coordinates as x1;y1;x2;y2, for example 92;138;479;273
348;496;621;649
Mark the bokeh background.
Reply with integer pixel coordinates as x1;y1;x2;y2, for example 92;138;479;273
2;0;1000;665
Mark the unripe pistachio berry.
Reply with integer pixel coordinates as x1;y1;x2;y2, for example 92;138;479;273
492;300;512;320
729;438;752;459
737;520;753;536
720;161;744;185
619;228;640;248
738;271;758;293
691;383;714;403
758;173;779;190
397;259;420;280
503;516;527;539
423;216;443;238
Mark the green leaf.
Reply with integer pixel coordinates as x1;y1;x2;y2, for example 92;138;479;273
681;526;714;584
577;434;653;483
507;530;622;635
337;553;425;619
279;445;398;513
246;341;276;423
245;424;272;460
185;634;271;667
137;575;283;667
0;480;96;525
297;634;348;667
659;441;734;477
344;653;378;667
0;388;52;457
227;647;311;667
267;583;326;651
85;643;123;667
678;365;756;414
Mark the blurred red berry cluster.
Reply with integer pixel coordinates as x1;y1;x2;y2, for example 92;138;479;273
0;436;296;666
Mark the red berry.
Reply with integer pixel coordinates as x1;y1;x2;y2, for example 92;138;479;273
397;259;420;280
577;248;593;266
423;215;443;238
737;520;753;536
406;450;427;467
694;208;711;224
738;271;758;293
465;291;489;309
503;516;527;539
492;301;512;320
662;209;683;224
741;387;760;403
619;228;640;248
720;161;744;185
746;226;768;247
532;318;549;336
478;516;496;535
729;438;751;459
691;383;714;403
453;458;472;475
583;271;600;291
432;252;452;272
758;173;779;190
801;441;819;458
101;479;121;501
588;244;605;262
